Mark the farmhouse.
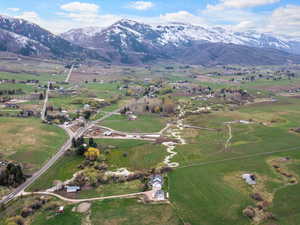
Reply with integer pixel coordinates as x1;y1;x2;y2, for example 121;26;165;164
149;174;166;201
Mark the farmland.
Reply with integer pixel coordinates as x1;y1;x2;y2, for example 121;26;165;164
0;117;68;174
1;58;300;225
99;114;167;133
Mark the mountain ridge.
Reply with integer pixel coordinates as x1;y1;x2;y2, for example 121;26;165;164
0;15;300;66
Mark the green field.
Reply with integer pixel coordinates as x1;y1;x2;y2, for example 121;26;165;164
6;198;181;225
166;95;300;225
90;199;181;225
0;71;65;84
28;139;166;192
31;205;82;225
0;117;68;174
99;114;166;133
169;150;300;225
96;139;167;170
27;154;83;191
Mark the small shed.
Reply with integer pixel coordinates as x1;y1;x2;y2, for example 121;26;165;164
57;206;64;213
128;114;137;121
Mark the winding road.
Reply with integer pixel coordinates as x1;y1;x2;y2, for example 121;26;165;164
21;191;146;203
0;108;121;205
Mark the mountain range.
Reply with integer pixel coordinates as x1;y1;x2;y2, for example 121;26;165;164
1;15;300;66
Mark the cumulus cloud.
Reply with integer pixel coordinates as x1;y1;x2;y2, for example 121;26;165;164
60;2;99;13
54;1;121;32
128;1;154;10
207;0;280;10
265;5;300;40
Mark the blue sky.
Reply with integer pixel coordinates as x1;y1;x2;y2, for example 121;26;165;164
0;0;300;39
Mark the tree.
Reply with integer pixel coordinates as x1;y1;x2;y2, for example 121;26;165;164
88;138;94;146
72;138;77;148
39;93;44;100
83;111;91;120
84;147;100;161
89;138;97;148
76;145;86;156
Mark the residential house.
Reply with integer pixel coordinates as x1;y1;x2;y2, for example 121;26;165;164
66;186;80;193
242;174;256;185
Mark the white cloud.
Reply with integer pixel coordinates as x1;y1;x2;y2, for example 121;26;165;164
60;2;99;13
7;8;20;12
16;11;41;23
52;1;121;33
265;5;300;40
128;1;154;10
159;11;207;25
207;0;280;10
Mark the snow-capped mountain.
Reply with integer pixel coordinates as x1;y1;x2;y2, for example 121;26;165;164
0;15;107;60
62;19;299;53
0;28;52;57
60;27;103;47
0;15;299;65
60;19;300;65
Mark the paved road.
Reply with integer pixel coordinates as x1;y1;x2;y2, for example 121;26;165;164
41;81;50;121
0;108;121;205
65;65;74;83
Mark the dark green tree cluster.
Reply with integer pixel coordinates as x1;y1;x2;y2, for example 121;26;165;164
72;137;97;156
0;163;25;187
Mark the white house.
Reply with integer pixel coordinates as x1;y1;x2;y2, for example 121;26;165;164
242;174;256;185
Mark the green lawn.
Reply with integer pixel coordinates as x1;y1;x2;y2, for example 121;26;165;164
100;114;166;133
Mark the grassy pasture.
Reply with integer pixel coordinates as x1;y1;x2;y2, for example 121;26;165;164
31;205;82;225
77;180;143;199
168;95;300;225
99;114;166;133
90;198;181;225
0;71;65;84
169;150;300;225
96;139;166;170
27;154;83;191
28;139;166;192
0;117;67;174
